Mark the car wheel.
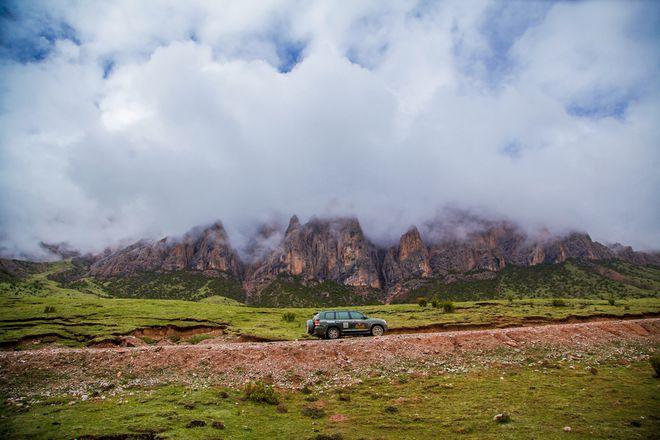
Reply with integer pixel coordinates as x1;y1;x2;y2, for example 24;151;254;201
327;327;341;340
371;325;384;337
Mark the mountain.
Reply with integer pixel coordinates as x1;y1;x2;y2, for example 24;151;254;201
89;222;242;279
38;214;660;305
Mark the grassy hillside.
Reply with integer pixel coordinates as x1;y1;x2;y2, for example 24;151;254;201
398;260;660;304
0;287;658;348
10;257;658;307
255;275;383;307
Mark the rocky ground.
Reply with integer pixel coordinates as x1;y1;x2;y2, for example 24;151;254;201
1;318;658;405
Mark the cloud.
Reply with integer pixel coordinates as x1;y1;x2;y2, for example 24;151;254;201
0;0;659;258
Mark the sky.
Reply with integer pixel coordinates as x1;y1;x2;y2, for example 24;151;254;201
0;0;659;258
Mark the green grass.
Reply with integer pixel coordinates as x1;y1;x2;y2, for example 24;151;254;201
255;274;383;307
1;359;657;439
400;260;660;303
0;293;657;348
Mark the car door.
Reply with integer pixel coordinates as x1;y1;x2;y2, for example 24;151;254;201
335;311;351;333
349;311;368;334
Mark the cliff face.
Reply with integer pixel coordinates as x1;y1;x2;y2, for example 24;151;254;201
245;216;382;294
89;222;242;279
607;243;660;266
85;214;657;302
381;227;431;287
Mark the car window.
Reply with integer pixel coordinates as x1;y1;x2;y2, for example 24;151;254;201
349;311;364;319
336;311;350;320
323;312;335;320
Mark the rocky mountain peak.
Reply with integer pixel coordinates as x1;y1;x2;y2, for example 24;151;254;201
285;215;301;235
90;222;242;278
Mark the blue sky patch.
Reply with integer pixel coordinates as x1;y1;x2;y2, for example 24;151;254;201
276;40;305;73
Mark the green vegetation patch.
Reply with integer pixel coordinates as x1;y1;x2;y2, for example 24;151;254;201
254;275;383;307
1;359;658;439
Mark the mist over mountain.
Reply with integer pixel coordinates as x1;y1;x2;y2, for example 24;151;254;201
1;1;659;258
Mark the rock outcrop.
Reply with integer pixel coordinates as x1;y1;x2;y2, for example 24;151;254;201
83;213;658;302
608;243;660;266
245;216;382;293
89;222;242;278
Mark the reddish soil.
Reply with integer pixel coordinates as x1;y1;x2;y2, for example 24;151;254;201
1;318;658;396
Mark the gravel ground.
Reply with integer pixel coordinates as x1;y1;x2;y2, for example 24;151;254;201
1;318;658;402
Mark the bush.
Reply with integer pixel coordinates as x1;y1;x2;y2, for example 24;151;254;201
551;298;567;307
506;293;514;304
276;403;288;413
301;385;313;395
311;434;343;440
301;405;326;419
169;335;181;343
651;354;660;378
384;405;399;413
417;297;428;307
430;298;440;308
43;306;56;313
243;381;280;405
608;298;616;306
187;334;213;345
441;301;455;313
282;312;296;322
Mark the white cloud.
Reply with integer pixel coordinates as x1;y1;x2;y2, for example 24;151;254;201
0;0;658;258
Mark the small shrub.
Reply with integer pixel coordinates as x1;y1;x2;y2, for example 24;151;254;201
301;405;326;419
651;354;660;378
185;420;206;428
276;403;288;413
243;381;280;405
430;298;440;308
311;434;343;440
218;390;229;399
301;385;313;395
305;396;318;402
441;301;455;313
608;298;616;306
43;306;56;313
384;405;399;414
417;297;427;307
169;335;181;343
141;336;155;345
282;312;296;322
187;334;213;345
551;299;567;307
211;420;225;429
337;393;350;402
506;293;514;304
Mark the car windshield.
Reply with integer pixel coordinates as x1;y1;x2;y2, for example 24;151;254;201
350;311;365;319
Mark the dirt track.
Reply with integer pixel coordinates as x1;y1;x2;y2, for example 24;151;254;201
1;318;658;397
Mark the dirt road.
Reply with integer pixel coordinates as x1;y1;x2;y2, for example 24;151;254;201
1;318;658;398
